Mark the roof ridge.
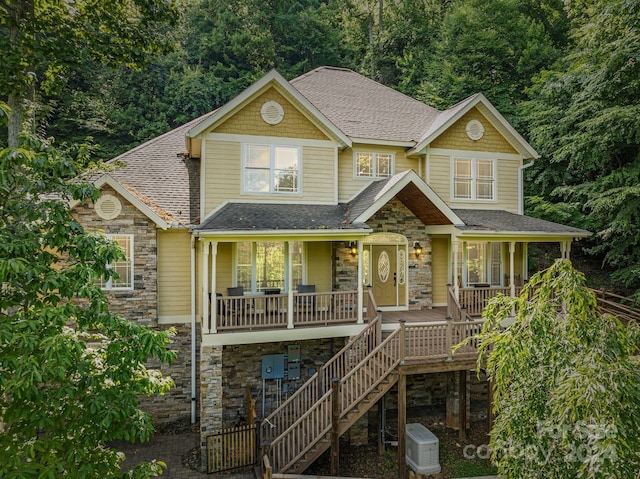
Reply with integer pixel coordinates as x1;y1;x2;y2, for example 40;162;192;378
291;66;354;84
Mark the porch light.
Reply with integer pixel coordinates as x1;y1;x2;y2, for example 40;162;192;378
413;241;423;259
349;242;358;257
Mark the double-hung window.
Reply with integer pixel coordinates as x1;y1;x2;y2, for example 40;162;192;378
355;152;393;178
455;241;502;286
244;144;300;193
453;158;495;200
101;234;134;290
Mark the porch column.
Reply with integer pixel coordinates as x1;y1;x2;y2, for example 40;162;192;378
565;241;572;259
452;239;460;300
287;241;294;329
523;243;529;281
509;241;516;298
210;241;218;334
357;240;363;324
201;240;210;334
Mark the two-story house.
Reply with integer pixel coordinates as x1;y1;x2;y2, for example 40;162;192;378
72;67;589;472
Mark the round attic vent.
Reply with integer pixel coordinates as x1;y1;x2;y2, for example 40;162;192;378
95;194;122;220
466;119;485;141
261;101;285;125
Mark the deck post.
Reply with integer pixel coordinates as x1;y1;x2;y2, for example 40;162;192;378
445;316;453;361
331;377;340;476
399;319;406;363
398;372;407;479
458;370;467;441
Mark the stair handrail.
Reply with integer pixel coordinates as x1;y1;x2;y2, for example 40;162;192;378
448;285;472;321
339;328;401;421
591;288;640;324
261;290;382;442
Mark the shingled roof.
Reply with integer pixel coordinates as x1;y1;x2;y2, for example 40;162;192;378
453;209;591;236
100;113;213;225
196;203;369;232
290;67;440;143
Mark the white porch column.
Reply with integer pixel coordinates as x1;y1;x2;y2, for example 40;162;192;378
565;241;571;259
357;240;363;324
201;240;210;334
210;241;218;334
523;243;529;281
452;239;460;300
509;241;516;297
287;241;294;329
560;241;567;259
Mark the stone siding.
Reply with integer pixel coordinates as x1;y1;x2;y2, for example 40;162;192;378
367;198;433;309
72;186;158;325
73;186;198;425
139;323;200;424
220;337;347;426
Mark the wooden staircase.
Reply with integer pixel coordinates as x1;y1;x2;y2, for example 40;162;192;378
261;291;485;474
592;288;640;324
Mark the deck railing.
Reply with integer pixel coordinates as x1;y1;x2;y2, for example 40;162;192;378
458;286;522;316
265;310;487;473
261;290;380;444
214;290;358;332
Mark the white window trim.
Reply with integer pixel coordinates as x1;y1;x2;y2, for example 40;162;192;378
353;151;395;179
451;157;497;202
242;143;302;195
102;234;134;291
461;241;503;286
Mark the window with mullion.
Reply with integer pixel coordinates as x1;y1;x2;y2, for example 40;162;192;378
235;241;303;292
355;152;394;178
100;234;134;290
244;144;299;194
453;158;494;200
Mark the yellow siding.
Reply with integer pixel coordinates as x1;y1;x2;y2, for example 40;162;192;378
427;154;520;213
426;154;450;202
158;230;192;323
204;140;336;214
431;107;518;154
215;242;234;294
205;140;242;213
301;146;337;202
214;87;329;140
306;242;332;291
338;144;419;202
431;236;450;306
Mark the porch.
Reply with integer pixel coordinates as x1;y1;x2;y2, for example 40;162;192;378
206;285;522;334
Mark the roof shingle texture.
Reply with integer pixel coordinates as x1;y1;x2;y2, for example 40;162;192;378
102;114;213;224
196;203;368;231
291;67;440;142
453;209;590;235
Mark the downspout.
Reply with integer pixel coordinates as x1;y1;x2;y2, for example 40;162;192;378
190;235;197;424
518;161;534;215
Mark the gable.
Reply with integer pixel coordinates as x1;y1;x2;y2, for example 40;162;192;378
213;87;330;141
430;107;518;154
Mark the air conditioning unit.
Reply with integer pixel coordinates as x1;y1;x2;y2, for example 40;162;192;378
406;423;441;475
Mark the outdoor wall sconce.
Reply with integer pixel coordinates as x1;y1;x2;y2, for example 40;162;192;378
349;242;358;257
413;241;423;259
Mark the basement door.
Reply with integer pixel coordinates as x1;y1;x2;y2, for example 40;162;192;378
370;242;407;308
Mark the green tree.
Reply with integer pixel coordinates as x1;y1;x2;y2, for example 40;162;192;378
416;0;565;123
523;0;640;296
0;104;175;478
468;260;640;478
1;0;180;147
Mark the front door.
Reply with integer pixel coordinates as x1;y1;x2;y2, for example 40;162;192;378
371;244;407;307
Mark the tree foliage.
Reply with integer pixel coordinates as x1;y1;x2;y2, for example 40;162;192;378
523;0;640;295
468;260;640;478
0;105;175;478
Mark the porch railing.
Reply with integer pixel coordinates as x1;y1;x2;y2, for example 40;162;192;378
458;286;522;317
214;290;358;332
